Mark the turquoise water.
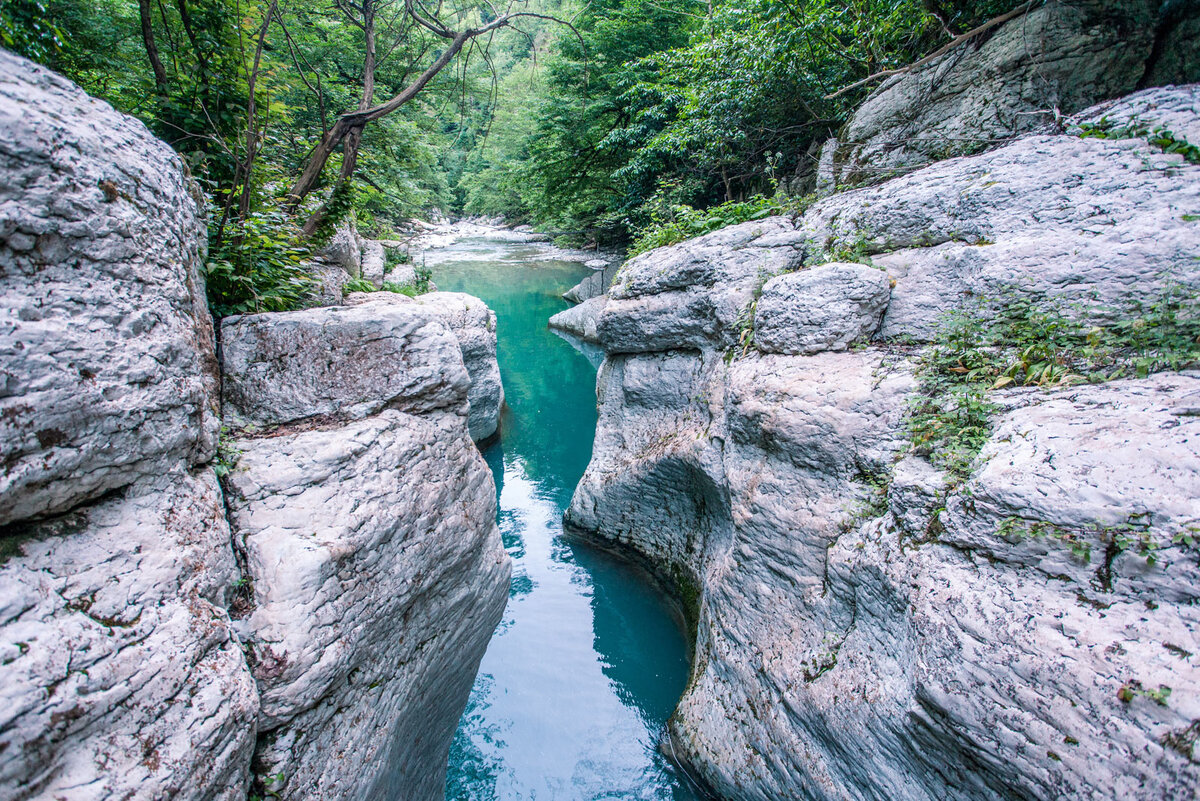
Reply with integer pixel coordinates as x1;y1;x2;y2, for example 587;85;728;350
431;237;700;800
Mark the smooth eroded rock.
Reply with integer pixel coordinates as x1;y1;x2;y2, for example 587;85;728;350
598;218;805;353
224;409;509;801
548;295;609;343
0;50;218;524
821;0;1187;190
799;86;1200;341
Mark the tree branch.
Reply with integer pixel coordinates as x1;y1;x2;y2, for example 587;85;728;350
825;1;1035;100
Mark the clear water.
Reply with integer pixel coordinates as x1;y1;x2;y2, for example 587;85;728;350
430;237;701;801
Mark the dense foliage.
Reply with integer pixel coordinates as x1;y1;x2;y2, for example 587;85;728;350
458;0;1023;247
4;0;1028;307
908;288;1200;480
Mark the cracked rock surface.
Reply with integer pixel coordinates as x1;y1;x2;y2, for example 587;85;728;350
819;0;1199;192
0;49;218;524
568;86;1200;800
1;53;509;801
224;409;508;801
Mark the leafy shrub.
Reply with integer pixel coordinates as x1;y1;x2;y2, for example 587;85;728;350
343;261;434;299
342;277;377;294
908;288;1200;480
205;208;317;318
1078;117;1200;165
628;194;811;257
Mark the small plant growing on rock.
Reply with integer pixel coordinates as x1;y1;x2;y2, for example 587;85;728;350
906;288;1200;481
1078;117;1200;165
212;429;242;479
1118;680;1172;707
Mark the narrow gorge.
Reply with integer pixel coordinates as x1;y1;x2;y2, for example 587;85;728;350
2;0;1200;799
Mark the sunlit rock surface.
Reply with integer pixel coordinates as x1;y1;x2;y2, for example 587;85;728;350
548;294;608;343
569;86;1200;799
0;51;253;801
220;293;509;800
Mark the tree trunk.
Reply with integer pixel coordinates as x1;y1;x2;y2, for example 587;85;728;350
137;0;169;93
300;0;376;234
238;2;278;221
285;27;476;211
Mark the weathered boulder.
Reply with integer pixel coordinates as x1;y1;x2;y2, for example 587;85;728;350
755;262;891;355
568;86;1200;800
0;468;260;801
0;52;511;801
0;49;219;524
223;409;508;801
820;0;1197;192
598;217;806;354
306;261;352;306
220;302;470;429
342;292;504;441
548;295;609;343
803;85;1200;342
412;293;504;441
320;223;363;277
360;240;386;287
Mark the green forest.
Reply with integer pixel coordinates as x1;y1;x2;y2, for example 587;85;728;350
2;0;1020;314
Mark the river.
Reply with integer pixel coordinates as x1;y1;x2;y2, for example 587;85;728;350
419;232;701;800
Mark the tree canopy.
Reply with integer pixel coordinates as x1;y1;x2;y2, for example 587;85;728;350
2;0;1027;311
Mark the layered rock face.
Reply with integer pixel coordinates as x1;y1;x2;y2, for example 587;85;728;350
819;0;1200;193
0;50;255;800
221;299;508;800
1;52;508;801
567;86;1200;799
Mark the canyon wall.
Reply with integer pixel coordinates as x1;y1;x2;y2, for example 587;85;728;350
567;84;1200;799
0;50;507;801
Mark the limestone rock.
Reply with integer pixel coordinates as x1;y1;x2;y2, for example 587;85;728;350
755;263;891;355
0;469;259;801
385;262;419;287
548;295;609;343
360;240;385;287
411;293;504;442
570;85;1200;801
224;410;508;801
597;218;806;354
321;223;362;277
821;0;1191;191
799;86;1200;342
563;263;618;303
305;261;352;307
0;50;218;524
342;292;504;442
220;302;470;429
1072;83;1200;145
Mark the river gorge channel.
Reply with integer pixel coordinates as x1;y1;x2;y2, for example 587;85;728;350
425;233;702;800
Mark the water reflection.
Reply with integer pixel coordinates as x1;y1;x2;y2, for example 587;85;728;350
436;238;698;800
